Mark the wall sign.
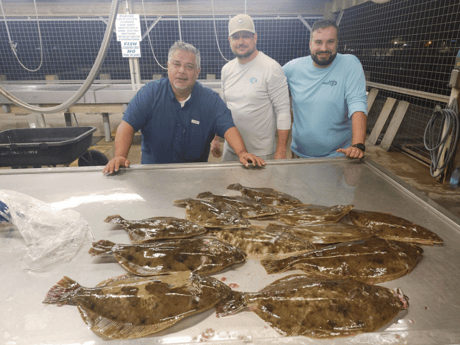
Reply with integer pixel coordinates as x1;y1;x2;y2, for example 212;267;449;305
121;41;141;58
116;14;141;41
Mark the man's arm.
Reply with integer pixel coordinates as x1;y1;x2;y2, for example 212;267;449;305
274;129;290;159
351;111;367;145
224;127;265;167
336;111;367;159
102;120;134;174
268;64;291;159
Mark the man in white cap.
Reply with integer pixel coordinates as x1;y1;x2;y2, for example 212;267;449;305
211;14;291;161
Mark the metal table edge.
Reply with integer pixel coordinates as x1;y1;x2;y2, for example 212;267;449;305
0;157;349;175
363;157;460;230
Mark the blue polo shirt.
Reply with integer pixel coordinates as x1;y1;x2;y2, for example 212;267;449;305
122;78;235;164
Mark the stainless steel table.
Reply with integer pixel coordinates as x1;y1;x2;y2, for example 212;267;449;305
1;158;459;345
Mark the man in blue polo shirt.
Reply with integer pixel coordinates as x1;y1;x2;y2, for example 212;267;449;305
103;41;265;175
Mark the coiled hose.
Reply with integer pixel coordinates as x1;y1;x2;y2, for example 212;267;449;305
0;0;120;114
423;100;460;178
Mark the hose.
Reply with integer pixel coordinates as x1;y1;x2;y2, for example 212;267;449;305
423;100;460;178
211;0;230;63
141;0;167;70
0;0;120;114
0;0;44;72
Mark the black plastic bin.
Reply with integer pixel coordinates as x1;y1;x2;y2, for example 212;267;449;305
0;126;101;168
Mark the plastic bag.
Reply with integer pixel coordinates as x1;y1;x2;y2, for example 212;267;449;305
0;189;94;271
0;199;11;223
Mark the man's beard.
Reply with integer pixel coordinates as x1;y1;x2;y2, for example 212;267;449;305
311;51;337;66
233;45;256;59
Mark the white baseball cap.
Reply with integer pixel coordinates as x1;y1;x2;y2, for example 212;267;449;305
228;14;256;37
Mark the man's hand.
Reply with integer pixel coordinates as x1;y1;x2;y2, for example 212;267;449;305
211;137;222;158
238;152;265;167
336;146;364;159
103;156;130;175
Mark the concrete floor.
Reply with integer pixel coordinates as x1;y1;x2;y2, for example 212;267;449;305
1;112;459;219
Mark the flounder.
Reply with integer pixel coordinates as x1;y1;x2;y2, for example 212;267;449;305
43;272;232;340
266;223;376;245
215;274;409;339
173;198;250;229
261;237;423;284
277;204;354;225
89;237;247;276
227;183;303;209
207;227;315;259
196;191;278;219
348;209;443;245
104;215;206;243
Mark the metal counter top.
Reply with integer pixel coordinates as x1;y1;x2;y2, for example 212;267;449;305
1;158;459;345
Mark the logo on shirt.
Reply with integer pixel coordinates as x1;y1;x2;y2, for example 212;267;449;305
249;77;257;84
191;119;200;125
322;80;337;86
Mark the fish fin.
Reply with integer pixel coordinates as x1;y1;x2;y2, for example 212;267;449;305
249;214;279;220
214;290;248;317
116;256;163;276
251;248;315;261
260;257;291;274
127;230;153;243
43;276;82;306
172;198;192;207
77;304;177;340
104;214;124;223
95;274;146;288
226;183;242;191
88;239;116;256
196;191;213;199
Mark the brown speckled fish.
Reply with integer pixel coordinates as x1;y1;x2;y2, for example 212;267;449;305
215;274;409;339
196;191;278;219
206;227;315;259
266;223;376;245
43;272;232;340
348;209;443;245
277;204;354;225
89;237;247;276
173;198;250;229
104;215;206;243
261;237;423;284
226;183;303;209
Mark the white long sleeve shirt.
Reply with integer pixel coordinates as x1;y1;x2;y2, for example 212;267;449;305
221;52;291;156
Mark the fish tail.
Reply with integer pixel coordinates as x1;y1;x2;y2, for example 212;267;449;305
42;276;82;306
215;291;248;317
226;183;242;191
196;191;213;199
104;215;125;224
88;239;116;256
261;257;290;274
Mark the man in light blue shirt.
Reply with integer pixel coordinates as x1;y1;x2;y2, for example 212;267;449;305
283;20;368;159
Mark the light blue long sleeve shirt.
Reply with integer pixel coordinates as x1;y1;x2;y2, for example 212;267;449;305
283;53;367;158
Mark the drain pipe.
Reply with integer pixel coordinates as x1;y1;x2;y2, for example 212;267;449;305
0;0;120;114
